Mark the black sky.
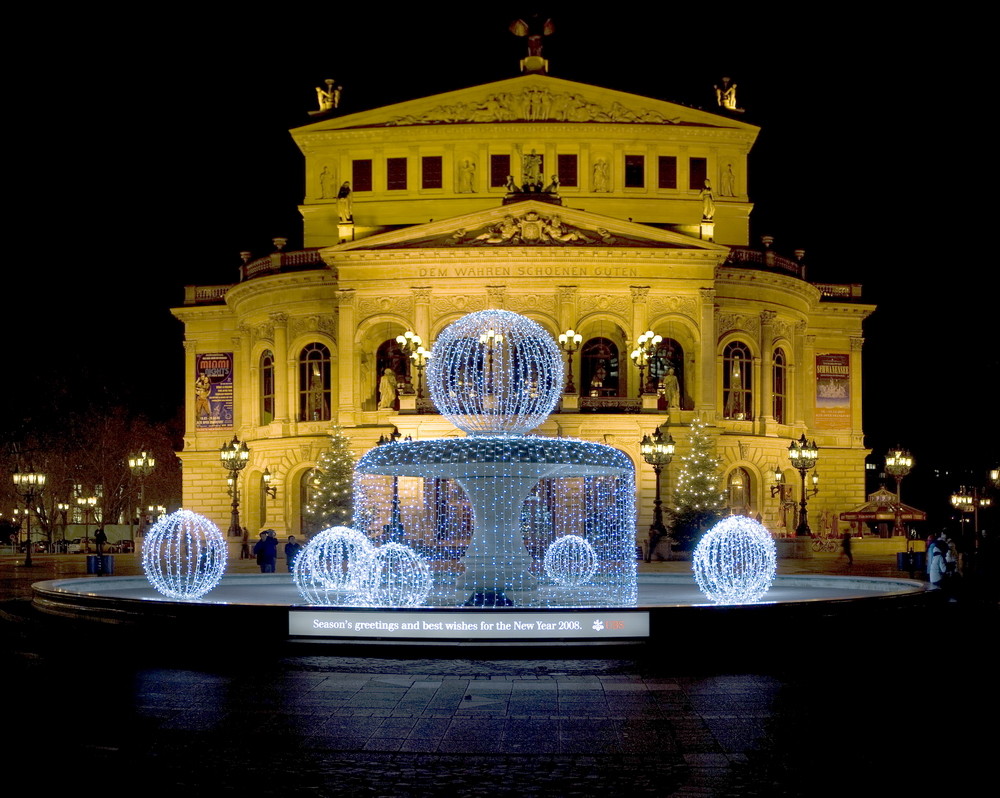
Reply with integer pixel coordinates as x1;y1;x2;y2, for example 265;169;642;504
7;9;994;483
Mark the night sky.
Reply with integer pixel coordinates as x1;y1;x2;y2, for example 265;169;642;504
7;10;993;498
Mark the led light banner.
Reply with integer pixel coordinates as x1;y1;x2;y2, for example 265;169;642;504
194;352;234;429
289;609;650;640
814;353;850;429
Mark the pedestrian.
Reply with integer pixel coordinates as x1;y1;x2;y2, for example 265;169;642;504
240;525;251;560
927;535;947;590
285;536;303;572
254;530;278;573
841;530;853;566
94;526;108;556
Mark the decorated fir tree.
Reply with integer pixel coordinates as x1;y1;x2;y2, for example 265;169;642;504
669;417;726;550
302;426;355;534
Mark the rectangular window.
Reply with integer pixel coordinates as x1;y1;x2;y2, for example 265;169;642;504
689;157;707;190
557;154;578;187
386;157;407;191
658;156;677;189
352;159;373;192
624;155;645;188
490;154;510;188
422;156;443;189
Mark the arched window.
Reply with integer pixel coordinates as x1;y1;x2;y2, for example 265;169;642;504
650;337;684;409
299;343;331;421
723;341;752;420
727;467;753;516
300;468;319;535
581;338;621;396
772;348;787;424
260;350;274;425
375;338;410;409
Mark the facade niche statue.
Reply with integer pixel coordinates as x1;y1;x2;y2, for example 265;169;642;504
378;368;398;409
700;179;716;220
592;158;610;192
458;159;477;193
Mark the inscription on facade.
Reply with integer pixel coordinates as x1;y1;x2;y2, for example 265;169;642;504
416;264;639;279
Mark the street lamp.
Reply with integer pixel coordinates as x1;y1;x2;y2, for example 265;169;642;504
12;465;46;567
396;330;423;394
558;329;582;394
630;330;661;397
220;435;250;537
262;467;278;499
410;345;432;402
884;445;913;536
951;486;990;544
788;434;819;537
640;423;675;562
76;495;97;552
128;450;156;537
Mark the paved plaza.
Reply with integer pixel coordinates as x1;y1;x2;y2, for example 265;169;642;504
2;551;994;797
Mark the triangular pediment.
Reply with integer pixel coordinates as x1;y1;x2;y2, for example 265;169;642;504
322;200;730;254
293;74;758;134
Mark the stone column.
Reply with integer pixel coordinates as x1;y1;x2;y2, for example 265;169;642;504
335;290;356;422
759;310;776;431
413;287;432;343
232;332;248;432
698;287;717;421
791;320;807;428
802;332;817;431
183;338;197;436
850;336;865;445
270;312;290;424
556;285;579;331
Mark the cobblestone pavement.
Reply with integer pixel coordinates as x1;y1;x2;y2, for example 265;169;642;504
3;552;995;796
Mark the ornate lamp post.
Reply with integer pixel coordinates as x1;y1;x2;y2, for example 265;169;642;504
220;435;250;537
884;445;913;537
951;486;990;545
640;423;675;562
262;467;278;500
990;467;999;489
410;345;432;401
12;465;46;567
558;329;582;394
128;450;156;537
77;495;97;552
769;466;795;533
630;330;661;397
56;501;70;550
395;330;422;393
788;434;819;537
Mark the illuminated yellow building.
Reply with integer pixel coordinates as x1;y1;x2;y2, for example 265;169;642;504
174;72;873;551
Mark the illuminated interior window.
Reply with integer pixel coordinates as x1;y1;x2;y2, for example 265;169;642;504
727;467;753;516
300;468;320;536
581;338;621;397
299;343;331;421
723;341;752;420
260;349;274;425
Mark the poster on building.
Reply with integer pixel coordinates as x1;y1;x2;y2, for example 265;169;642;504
814;353;850;429
195;352;234;429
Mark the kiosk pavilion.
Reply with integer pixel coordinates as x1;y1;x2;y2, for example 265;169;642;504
173;67;873;554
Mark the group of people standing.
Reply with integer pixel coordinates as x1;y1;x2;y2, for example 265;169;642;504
927;532;961;592
245;529;303;573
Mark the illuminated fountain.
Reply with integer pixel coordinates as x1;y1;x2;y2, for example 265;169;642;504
353;309;636;608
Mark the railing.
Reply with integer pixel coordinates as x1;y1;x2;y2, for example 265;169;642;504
184;285;233;305
240;249;325;281
724;246;803;277
815;283;862;299
579;397;642;413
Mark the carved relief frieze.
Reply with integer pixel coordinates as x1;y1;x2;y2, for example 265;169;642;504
505;293;557;314
647;295;698;322
772;319;793;345
717;312;761;339
384;87;682;127
578;293;631;316
432;295;488;316
356;295;414;319
288;313;338;340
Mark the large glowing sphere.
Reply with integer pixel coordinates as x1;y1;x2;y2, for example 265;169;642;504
692;516;777;605
142;509;227;600
293;526;375;604
426;309;563;434
365;542;432;606
544;534;598;586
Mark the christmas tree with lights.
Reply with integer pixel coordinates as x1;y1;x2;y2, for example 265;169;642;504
669;417;726;549
302;426;355;535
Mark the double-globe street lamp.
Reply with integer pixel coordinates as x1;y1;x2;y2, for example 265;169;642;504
640;423;675;562
220;435;250;537
128;450;156;537
788;434;819;537
630;330;662;398
12;465;46;567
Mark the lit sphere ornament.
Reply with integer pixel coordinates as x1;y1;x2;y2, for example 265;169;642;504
426;309;563;434
692;516;777;605
142;509;227;600
365;542;432;607
544;535;598;587
293;526;375;604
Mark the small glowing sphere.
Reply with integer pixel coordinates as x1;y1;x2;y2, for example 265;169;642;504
692;516;777;605
142;509;227;600
426;309;563;434
365;542;432;607
293;526;374;604
544;534;598;586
